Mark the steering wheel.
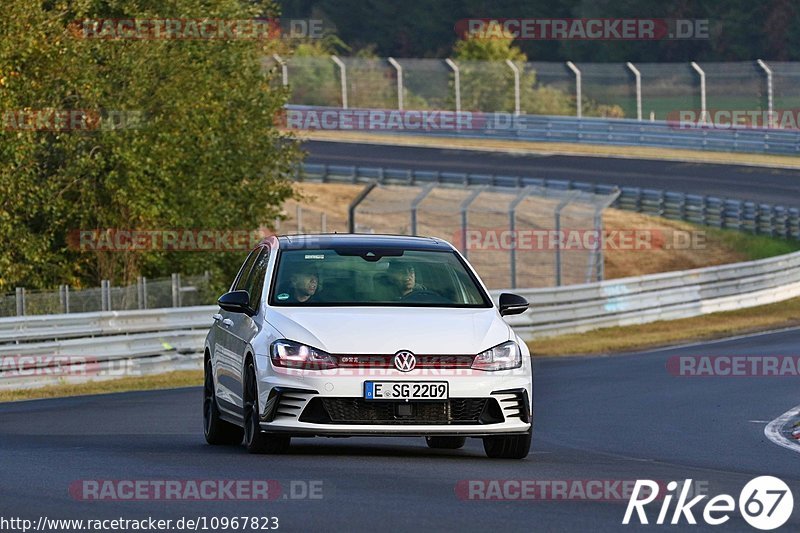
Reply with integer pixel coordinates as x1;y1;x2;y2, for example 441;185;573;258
399;289;449;303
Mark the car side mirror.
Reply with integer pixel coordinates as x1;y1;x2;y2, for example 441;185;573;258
218;290;251;314
498;293;528;316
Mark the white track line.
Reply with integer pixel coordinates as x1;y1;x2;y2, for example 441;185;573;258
765;404;800;454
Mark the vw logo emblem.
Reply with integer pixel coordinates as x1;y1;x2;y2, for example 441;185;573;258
393;351;416;372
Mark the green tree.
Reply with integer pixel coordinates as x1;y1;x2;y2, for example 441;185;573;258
0;0;301;292
452;22;577;115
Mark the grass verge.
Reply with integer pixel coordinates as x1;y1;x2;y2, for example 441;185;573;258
530;296;800;357
0;370;203;403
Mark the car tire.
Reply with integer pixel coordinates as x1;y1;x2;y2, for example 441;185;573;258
425;436;466;449
482;428;532;459
243;360;291;454
204;358;244;445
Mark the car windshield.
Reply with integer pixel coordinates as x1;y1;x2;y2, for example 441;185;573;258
270;248;491;307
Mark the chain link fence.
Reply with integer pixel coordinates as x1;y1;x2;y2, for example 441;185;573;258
276;56;799;122
349;182;618;289
1;273;214;318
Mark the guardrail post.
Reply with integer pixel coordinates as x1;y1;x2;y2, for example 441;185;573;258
509;187;534;289
757;59;774;128
348;180;378;233
272;54;288;87
388;57;404;110
505;59;521;116
15;287;25;316
445;59;461;114
626;62;642;121
690;62;707;125
459;187;485;259
331;55;348;109
410;183;436;236
566;61;582;119
171;273;181;308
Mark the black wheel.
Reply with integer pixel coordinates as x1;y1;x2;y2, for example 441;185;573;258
425;436;466;449
243;361;291;454
204;357;244;445
482;428;532;459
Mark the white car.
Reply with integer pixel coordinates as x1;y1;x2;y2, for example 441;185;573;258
203;234;533;458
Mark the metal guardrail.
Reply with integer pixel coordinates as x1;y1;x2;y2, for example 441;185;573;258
287;104;800;155
300;163;800;240
2;248;800;387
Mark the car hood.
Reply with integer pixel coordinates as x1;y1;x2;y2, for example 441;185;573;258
265;306;512;355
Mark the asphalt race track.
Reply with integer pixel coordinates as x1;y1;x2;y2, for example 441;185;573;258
2;328;799;532
304;140;800;208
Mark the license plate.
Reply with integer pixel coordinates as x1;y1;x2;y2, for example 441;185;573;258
364;381;448;401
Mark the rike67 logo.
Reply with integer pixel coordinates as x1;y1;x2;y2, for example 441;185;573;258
623;476;793;530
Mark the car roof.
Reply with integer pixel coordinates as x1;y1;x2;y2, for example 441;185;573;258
273;234;454;252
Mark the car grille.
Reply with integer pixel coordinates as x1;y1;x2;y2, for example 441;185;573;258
299;397;504;425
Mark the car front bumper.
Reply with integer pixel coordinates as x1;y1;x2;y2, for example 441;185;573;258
255;355;533;436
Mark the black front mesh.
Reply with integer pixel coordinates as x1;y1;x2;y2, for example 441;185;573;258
299;397;502;425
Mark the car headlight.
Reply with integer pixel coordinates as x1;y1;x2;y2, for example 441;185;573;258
471;341;521;371
270;340;338;370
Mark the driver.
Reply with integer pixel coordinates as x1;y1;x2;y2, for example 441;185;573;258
286;263;319;303
385;261;417;298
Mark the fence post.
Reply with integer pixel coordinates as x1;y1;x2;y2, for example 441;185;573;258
273;54;288;87
171;273;181;308
553;191;581;286
445;59;461;114
410;183;436;236
100;280;110;311
137;277;144;310
296;205;303;234
459;187;485;259
15;287;25;316
348;181;378;233
690;62;707;124
505;59;521;116
331;55;348;109
509;187;534;289
626;62;642;121
388;57;404;110
142;277;148;310
757;59;774;128
566;61;582;119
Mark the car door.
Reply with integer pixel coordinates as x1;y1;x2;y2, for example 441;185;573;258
226;246;271;408
214;247;260;412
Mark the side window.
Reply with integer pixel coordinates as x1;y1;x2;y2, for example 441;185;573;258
244;247;270;312
232;249;259;292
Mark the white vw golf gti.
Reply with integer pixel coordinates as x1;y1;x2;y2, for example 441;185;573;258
204;234;533;458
